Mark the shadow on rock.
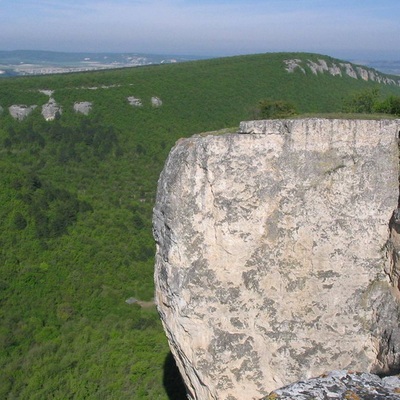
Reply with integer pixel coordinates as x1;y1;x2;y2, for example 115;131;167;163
163;351;187;400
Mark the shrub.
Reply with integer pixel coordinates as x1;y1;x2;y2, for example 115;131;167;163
342;88;380;113
375;95;400;116
254;99;298;119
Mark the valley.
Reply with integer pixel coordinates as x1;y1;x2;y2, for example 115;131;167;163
0;52;400;399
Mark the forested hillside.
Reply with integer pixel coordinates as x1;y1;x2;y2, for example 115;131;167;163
1;52;400;399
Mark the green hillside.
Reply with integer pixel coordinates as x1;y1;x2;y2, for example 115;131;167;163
1;52;400;399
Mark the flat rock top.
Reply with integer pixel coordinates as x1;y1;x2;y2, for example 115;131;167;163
154;119;400;400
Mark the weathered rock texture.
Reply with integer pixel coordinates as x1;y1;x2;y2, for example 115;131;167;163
127;96;143;107
42;98;62;121
263;370;400;399
73;101;92;115
153;118;400;400
151;96;163;107
9;104;37;120
284;58;400;87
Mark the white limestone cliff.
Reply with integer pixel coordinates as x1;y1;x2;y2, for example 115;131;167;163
73;101;92;115
153;118;400;400
284;58;400;86
151;96;163;107
127;96;143;107
42;98;62;121
9;104;37;121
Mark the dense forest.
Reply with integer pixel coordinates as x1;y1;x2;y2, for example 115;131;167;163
1;52;400;399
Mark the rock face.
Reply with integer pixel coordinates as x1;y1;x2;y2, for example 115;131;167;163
73;101;92;115
153;118;400;400
127;96;143;107
263;370;400;399
42;98;62;121
151;96;163;107
9;104;37;121
284;58;400;87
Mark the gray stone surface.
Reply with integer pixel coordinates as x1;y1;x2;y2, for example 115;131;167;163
151;96;162;107
284;58;400;86
9;104;37;120
73;101;92;115
153;119;400;400
127;96;143;107
39;89;55;97
42;98;62;121
263;370;400;399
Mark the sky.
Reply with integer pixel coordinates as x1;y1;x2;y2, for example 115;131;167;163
1;0;399;60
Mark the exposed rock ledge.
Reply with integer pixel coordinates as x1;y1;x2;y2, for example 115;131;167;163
263;370;400;399
154;119;400;400
284;58;400;86
8;104;37;121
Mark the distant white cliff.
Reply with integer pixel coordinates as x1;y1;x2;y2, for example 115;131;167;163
5;89;162;121
285;58;400;86
8;105;37;121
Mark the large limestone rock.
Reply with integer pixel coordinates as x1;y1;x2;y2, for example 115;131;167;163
73;101;92;115
127;96;143;107
42;98;62;121
153;118;400;400
151;96;163;107
9;104;37;121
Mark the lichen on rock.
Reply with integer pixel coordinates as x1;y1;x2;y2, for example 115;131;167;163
153;118;400;400
263;370;400;399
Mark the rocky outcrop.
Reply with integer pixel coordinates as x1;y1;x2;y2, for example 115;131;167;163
284;59;400;86
153;118;400;400
151;96;163;107
73;101;92;115
9;104;37;120
6;92;164;122
42;98;62;121
39;89;55;97
263;370;400;399
127;96;143;107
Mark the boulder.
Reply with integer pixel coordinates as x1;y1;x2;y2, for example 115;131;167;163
153;119;400;399
42;98;62;121
263;370;400;399
151;96;163;107
127;96;142;107
9;104;37;121
73;101;92;115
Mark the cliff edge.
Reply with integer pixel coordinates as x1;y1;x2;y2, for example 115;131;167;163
153;118;400;400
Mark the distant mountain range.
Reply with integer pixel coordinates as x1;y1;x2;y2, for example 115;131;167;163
1;50;399;77
0;50;205;77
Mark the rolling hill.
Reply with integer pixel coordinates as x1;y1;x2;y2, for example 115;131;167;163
1;52;400;399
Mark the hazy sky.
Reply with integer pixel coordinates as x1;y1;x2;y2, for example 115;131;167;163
1;0;399;60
